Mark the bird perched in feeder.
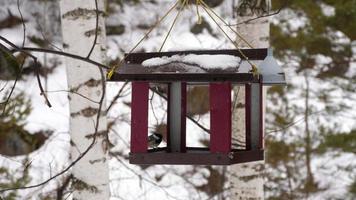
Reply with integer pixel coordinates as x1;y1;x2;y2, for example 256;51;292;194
148;132;163;149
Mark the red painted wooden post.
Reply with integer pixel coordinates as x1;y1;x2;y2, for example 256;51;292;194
210;82;232;153
131;82;149;153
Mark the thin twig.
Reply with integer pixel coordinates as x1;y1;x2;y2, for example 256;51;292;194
87;0;100;58
0;36;52;107
1;59;25;114
0;54;106;194
34;57;52;107
35;19;62;52
19;47;110;69
110;153;182;200
265;109;328;135
45;90;100;104
17;0;25;47
1;0;27;114
149;91;160;125
57;175;73;200
106;82;129;112
0;82;9;93
0;0;106;192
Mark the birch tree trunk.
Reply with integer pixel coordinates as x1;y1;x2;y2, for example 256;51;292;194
60;0;110;199
230;1;270;199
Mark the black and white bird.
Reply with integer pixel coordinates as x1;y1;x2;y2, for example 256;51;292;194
148;132;163;149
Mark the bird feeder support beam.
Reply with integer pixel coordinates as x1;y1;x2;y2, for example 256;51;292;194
245;82;263;150
210;82;232;153
167;82;187;153
131;82;149;153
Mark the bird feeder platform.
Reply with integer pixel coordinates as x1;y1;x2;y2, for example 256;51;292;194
108;48;286;165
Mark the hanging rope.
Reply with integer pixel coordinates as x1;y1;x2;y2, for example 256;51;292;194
196;0;202;24
107;0;260;79
199;0;254;49
198;0;259;76
159;0;188;52
107;0;180;79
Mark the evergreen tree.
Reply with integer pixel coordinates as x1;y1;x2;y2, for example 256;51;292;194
266;0;356;199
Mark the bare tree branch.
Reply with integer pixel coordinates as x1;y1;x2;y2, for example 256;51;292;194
1;0;27;114
0;48;106;194
45;90;100;104
87;0;100;58
265;109;329;135
0;0;107;193
110;153;182;200
17;0;25;47
0;36;52;108
106;82;129;112
56;175;72;200
18;47;110;70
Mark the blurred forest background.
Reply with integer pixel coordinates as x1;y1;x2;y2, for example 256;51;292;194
0;0;355;199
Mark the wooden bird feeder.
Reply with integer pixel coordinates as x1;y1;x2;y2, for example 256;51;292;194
108;48;286;165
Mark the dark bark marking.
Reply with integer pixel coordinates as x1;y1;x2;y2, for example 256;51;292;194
71;107;99;118
89;158;106;164
84;78;101;87
63;43;69;48
85;28;102;37
70;140;76;146
85;130;107;139
70;78;102;93
72;177;98;193
62;8;104;20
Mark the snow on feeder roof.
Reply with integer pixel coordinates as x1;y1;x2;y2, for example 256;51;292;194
110;48;286;85
142;54;242;70
108;48;286;165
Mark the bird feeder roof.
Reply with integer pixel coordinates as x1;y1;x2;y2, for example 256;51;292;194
109;48;286;85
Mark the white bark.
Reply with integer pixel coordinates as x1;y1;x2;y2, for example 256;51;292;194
60;0;109;199
230;3;270;199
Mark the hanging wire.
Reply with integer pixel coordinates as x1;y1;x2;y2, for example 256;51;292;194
159;0;188;52
195;0;203;24
107;0;261;79
107;0;180;79
198;0;258;75
200;0;254;49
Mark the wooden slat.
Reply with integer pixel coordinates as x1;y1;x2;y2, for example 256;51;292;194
210;82;232;153
109;70;259;83
129;149;264;165
125;48;268;64
131;82;149;153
